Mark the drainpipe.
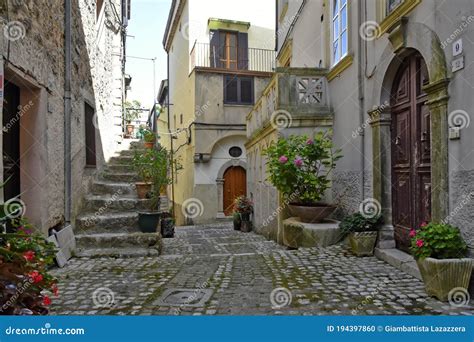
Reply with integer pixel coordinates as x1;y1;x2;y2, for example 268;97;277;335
357;0;366;201
64;0;72;225
167;53;176;217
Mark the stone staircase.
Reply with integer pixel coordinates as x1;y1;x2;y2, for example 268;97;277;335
74;141;168;258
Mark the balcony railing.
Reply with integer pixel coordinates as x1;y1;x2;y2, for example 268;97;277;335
247;68;331;138
190;42;275;73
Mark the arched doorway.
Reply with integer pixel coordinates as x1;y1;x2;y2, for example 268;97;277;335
391;52;431;252
223;166;246;216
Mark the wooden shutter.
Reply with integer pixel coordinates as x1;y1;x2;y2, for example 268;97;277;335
209;30;221;68
238;32;248;70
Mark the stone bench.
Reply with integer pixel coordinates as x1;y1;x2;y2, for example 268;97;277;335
282;217;341;248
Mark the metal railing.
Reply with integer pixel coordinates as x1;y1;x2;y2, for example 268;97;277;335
190;42;275;73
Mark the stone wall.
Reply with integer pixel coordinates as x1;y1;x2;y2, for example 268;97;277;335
0;0;126;233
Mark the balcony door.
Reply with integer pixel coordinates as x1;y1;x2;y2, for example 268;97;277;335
210;30;248;70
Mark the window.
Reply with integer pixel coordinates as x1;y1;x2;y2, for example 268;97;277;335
387;0;403;14
229;146;243;158
332;0;348;66
224;76;254;105
84;103;96;167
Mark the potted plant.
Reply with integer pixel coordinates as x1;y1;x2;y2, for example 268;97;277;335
132;149;153;200
410;222;472;301
264;131;342;223
232;212;242;231
233;196;253;233
339;212;383;256
160;212;175;238
137;147;171;233
124;100;142;138
0;216;58;315
143;130;155;149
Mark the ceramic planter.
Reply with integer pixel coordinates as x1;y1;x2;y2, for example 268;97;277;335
160;217;175;238
241;220;252;233
288;203;336;223
233;215;241;231
416;257;473;301
349;231;378;256
138;211;160;233
135;182;152;199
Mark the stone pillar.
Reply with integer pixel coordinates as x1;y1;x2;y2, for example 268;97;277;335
216;178;225;218
369;106;396;249
423;78;450;223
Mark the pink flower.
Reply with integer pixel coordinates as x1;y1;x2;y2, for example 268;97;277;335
416;239;424;248
279;156;288;164
306;139;314;145
294;156;304;168
409;229;416;238
22;250;35;262
29;271;43;284
420;221;427;228
42;295;51;306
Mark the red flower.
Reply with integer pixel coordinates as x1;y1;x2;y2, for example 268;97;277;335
416;239;424;248
22;250;35;262
52;284;59;297
28;271;43;283
420;221;427;228
409;229;416;238
42;295;51;306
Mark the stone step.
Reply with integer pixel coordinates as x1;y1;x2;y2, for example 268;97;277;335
75;211;139;234
76;232;161;249
100;171;139;182
109;155;133;164
119;149;145;157
91;180;136;196
106;164;135;173
83;195;152;212
75;247;160;258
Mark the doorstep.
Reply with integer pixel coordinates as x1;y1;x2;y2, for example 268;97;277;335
374;248;421;280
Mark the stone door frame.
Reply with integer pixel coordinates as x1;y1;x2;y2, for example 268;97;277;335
369;19;449;249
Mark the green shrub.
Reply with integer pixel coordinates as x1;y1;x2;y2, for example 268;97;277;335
339;212;383;235
410;222;468;260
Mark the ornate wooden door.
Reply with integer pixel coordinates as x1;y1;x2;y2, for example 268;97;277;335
391;53;431;252
223;166;246;216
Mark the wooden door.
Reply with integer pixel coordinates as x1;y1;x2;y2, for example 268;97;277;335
391;53;431;252
223;166;246;216
85;102;96;167
2;80;21;202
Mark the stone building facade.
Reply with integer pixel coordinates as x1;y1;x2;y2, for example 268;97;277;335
163;0;275;225
248;0;474;263
0;0;130;234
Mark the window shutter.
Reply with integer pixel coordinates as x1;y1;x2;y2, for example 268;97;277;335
238;32;248;70
209;30;220;68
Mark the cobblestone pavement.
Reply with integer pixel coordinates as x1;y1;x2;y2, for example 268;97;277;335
51;223;473;315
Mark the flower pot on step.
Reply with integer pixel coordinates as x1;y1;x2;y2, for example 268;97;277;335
288;203;336;223
138;211;161;233
349;231;378;256
135;182;152;199
144;142;154;149
416;257;473;301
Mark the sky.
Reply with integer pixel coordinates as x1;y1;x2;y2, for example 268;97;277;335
125;0;172;114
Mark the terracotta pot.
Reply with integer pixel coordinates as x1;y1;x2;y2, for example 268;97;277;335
417;257;473;301
135;182;152;199
144;141;154;149
288;203;336;223
349;231;378;256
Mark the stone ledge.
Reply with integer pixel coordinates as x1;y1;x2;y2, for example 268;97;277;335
374;248;421;280
282;217;341;248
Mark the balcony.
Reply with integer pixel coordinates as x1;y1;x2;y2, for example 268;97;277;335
247;67;332;139
190;42;275;74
